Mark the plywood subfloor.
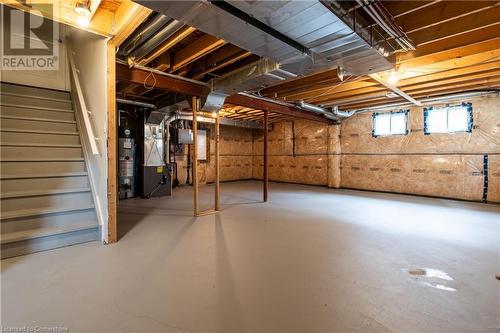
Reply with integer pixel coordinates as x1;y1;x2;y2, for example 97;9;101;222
1;181;499;332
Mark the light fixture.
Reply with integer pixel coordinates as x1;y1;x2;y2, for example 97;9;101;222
212;112;218;118
76;15;90;28
388;71;399;85
75;0;91;16
337;66;346;81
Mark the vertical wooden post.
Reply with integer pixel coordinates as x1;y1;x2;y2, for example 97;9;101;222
215;112;220;211
192;97;199;216
106;42;117;243
263;109;269;202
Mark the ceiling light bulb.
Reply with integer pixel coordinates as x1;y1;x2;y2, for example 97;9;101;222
76;15;90;28
75;0;91;16
212;112;218;118
388;72;399;85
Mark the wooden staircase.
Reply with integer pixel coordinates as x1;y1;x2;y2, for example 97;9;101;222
1;82;100;259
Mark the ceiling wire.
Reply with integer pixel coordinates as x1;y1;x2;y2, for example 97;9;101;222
143;68;157;90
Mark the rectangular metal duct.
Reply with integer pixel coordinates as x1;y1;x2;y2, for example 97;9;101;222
139;0;395;111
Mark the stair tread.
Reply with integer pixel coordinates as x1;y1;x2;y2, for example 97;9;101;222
0;128;79;135
0;103;74;113
1;205;96;220
1;187;91;199
0;92;72;103
0;115;76;124
0;142;82;148
1;157;85;162
1;222;99;244
0;172;88;180
0;83;71;101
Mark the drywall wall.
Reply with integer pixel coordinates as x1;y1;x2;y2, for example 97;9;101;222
1;14;70;91
67;29;109;239
249;94;499;203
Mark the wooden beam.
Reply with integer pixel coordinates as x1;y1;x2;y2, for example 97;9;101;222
408;5;500;46
192;50;252;80
215;113;220;211
170;35;227;72
154;53;171;72
308;83;386;104
111;1;152;47
397;25;500;63
192;96;199;217
397;1;500;33
281;79;376;102
261;68;339;96
384;1;441;18
116;63;204;95
3;0;115;36
225;94;330;123
116;63;332;123
397;38;500;69
106;41;117;244
138;26;197;65
370;73;423;106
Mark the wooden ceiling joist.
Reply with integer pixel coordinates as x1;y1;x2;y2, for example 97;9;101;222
110;1;152;46
408;5;500;46
369;74;422;106
138;26;197;66
397;1;500;33
261;68;339;97
170;35;227;73
116;63;331;123
114;1;500;113
384;1;441;18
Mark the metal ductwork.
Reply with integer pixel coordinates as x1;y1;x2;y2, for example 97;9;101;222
297;100;356;122
121;18;185;64
117;13;171;58
117;98;157;109
139;0;400;112
200;58;297;112
354;0;415;52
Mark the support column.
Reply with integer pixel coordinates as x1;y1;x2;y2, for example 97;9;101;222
192;96;199;216
106;42;117;243
215;112;220;211
263;109;269;202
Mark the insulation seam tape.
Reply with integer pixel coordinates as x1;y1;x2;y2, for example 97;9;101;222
483;154;488;202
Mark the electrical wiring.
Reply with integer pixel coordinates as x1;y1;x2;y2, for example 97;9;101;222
143;68;157;90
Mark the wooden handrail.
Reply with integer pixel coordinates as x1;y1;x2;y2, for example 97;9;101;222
67;48;99;155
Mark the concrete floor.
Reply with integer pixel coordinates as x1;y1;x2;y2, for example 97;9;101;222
1;180;499;333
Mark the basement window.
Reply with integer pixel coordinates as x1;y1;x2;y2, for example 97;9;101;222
372;110;409;137
424;103;473;134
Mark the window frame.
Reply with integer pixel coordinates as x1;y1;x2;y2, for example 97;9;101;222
371;109;409;138
423;102;473;135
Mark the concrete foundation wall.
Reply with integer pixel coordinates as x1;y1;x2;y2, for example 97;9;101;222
249;94;499;203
